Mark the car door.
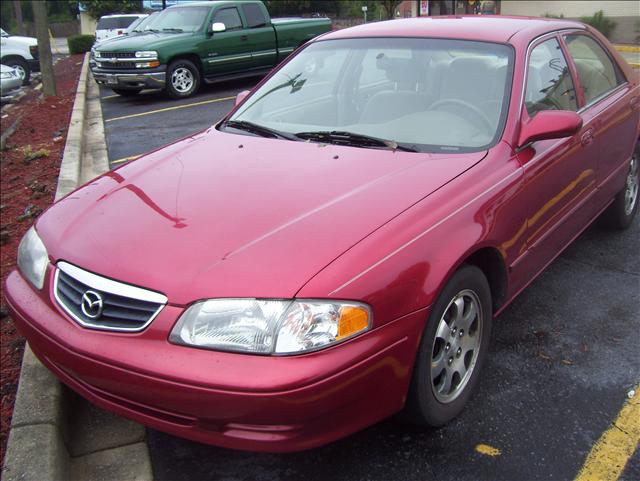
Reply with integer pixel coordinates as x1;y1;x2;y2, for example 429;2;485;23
512;35;599;286
240;2;277;70
563;32;639;209
202;6;252;77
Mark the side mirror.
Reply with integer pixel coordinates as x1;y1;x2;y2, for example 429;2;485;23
209;22;226;34
518;110;583;148
235;90;250;106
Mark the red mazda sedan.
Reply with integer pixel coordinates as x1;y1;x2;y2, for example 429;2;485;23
5;16;639;452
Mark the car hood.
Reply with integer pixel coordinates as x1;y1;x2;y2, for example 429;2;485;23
37;129;486;305
94;31;194;52
4;35;37;47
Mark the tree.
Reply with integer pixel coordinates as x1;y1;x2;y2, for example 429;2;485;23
32;0;57;96
378;0;402;20
12;1;25;35
78;0;143;20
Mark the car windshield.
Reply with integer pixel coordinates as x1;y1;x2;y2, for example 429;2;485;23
146;6;210;33
229;38;514;153
97;16;141;30
131;12;159;32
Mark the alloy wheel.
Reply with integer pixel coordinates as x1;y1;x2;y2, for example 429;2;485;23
624;153;638;216
430;289;483;403
171;67;194;93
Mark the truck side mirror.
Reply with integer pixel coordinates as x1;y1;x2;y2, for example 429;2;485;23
209;22;226;34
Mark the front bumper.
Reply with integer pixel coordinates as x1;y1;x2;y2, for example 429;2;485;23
91;66;166;90
5;267;426;452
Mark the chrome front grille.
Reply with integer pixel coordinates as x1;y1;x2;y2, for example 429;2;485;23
54;262;167;332
98;51;136;58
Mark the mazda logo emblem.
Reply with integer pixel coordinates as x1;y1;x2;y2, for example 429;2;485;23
80;290;104;319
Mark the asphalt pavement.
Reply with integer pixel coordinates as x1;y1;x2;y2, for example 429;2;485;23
98;80;639;481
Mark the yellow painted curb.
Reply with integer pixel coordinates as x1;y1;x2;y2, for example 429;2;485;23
574;387;640;481
615;45;640;53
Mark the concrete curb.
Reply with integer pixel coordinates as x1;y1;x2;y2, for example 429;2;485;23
2;53;153;481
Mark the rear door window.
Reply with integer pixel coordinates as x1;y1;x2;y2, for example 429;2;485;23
214;7;243;31
525;38;578;116
242;3;267;28
564;34;625;105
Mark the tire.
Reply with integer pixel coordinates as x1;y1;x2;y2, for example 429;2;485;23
601;142;639;230
403;264;492;427
4;58;30;86
111;88;142;97
165;59;200;99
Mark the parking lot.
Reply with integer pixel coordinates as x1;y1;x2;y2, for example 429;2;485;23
98;82;639;481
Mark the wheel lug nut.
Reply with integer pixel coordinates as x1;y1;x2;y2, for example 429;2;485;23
445;343;450;351
451;327;457;336
459;329;464;337
456;347;462;357
448;357;453;365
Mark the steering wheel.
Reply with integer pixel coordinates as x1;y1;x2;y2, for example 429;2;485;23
429;98;494;133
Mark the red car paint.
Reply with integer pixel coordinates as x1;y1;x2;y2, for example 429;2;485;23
5;16;639;452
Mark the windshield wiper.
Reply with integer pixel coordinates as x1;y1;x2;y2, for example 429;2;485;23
224;120;300;141
295;131;419;152
161;28;184;33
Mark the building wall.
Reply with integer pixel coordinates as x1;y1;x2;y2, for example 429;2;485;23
79;12;97;35
500;1;639;44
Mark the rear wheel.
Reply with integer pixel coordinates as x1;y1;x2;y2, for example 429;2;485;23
4;58;30;85
111;88;142;97
403;264;492;426
601;142;639;230
166;59;200;99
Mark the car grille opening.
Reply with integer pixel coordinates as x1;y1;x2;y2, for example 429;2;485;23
98;51;136;58
54;262;167;332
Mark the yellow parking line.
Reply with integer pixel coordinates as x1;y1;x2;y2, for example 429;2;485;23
105;95;235;123
111;154;141;165
574;386;640;481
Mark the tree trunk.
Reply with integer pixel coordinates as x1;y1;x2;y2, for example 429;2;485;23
32;0;57;96
13;1;25;35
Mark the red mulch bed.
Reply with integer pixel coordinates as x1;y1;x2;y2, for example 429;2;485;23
0;54;84;466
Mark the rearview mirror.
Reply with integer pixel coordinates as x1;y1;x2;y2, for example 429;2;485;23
235;90;250;106
210;22;226;34
518;110;583;148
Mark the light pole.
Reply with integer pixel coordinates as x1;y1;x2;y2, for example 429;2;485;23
362;5;368;23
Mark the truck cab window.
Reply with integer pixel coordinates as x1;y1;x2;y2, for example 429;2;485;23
214;8;243;31
242;4;267;28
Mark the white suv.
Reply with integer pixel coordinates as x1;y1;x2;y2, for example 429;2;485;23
0;28;39;85
95;14;147;43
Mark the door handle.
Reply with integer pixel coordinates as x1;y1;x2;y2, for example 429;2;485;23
240;35;248;41
580;128;594;146
630;96;640;112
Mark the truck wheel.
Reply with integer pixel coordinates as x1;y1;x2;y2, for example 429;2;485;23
112;89;142;97
5;58;30;86
166;59;200;99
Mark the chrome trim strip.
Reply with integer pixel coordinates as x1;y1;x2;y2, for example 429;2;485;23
98;57;157;62
252;49;277;57
279;47;295;53
207;53;252;64
53;263;167;333
57;262;167;304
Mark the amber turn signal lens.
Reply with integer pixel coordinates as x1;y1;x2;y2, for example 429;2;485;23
149;60;160;68
337;306;370;340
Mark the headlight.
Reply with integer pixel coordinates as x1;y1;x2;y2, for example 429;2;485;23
93;49;101;58
17;226;49;290
170;299;371;355
135;50;157;58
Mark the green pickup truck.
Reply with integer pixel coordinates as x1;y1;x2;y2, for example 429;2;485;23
91;1;331;98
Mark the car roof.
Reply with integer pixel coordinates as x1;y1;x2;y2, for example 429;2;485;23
321;15;586;45
99;14;147;18
166;1;240;7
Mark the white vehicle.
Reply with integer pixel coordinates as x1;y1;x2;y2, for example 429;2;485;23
0;28;39;85
95;14;147;43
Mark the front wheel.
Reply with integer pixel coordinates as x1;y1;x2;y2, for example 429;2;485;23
165;59;200;99
403;264;492;427
5;58;30;86
601;143;639;230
